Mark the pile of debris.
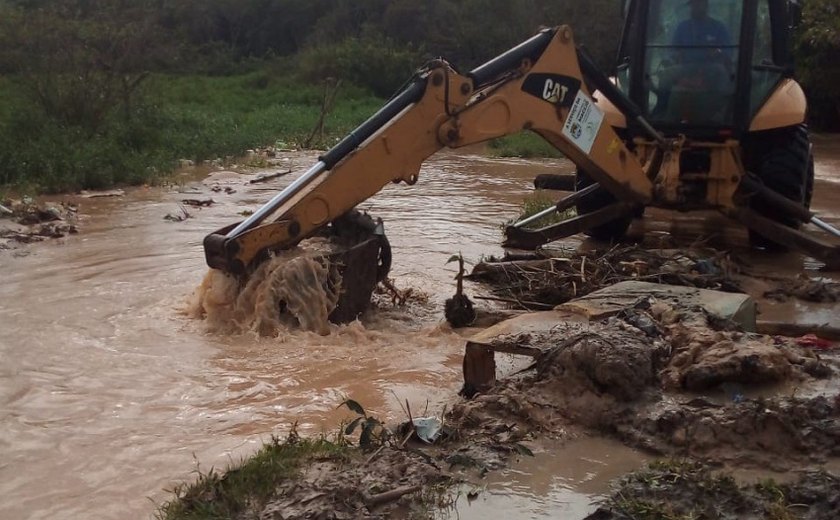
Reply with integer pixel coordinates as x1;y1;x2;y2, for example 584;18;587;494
451;298;839;470
468;246;743;310
0;197;78;249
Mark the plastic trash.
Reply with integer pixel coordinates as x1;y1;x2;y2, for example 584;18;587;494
411;417;443;444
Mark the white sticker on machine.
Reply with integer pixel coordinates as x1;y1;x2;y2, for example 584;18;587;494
562;90;604;154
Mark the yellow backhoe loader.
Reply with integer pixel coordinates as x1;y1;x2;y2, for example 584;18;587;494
204;0;840;322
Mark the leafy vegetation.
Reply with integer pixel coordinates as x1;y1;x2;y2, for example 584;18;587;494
0;0;837;193
0;72;382;192
339;399;392;451
796;0;840;129
506;190;576;230
489;132;564;159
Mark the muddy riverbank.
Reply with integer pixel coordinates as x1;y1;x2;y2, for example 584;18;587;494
1;140;840;519
159;272;840;518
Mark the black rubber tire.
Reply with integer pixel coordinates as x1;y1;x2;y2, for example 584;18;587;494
805;153;815;209
744;124;813;249
575;169;633;242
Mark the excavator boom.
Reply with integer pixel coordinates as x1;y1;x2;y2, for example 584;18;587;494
204;26;653;274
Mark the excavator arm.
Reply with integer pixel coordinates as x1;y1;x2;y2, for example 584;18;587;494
205;24;840;274
204;26;655;274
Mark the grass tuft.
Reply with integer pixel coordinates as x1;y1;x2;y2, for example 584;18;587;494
155;433;348;520
505;190;575;230
488;131;563;159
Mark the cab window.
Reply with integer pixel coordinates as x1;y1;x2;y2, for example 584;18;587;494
750;0;783;116
643;0;742;126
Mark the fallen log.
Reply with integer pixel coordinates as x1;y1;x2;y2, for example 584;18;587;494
363;485;422;510
249;169;292;184
181;198;215;207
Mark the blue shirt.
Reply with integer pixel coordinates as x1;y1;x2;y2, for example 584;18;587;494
672;17;732;58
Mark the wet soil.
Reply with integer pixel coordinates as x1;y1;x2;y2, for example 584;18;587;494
450;304;840;470
586;460;840;520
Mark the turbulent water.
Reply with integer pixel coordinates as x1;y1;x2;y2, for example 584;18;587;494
1;143;839;520
189;239;342;336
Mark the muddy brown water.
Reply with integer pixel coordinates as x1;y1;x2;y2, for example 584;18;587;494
2;140;839;519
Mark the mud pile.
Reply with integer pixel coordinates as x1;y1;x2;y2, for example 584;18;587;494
586;461;840;520
450;305;840;470
259;448;448;519
0;198;78;248
188;238;342;336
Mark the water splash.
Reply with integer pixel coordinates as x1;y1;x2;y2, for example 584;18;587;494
188;239;342;336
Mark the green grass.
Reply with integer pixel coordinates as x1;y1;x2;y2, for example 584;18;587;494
0;69;383;193
156;434;349;520
149;72;382;159
505;190;576;230
488;131;563;159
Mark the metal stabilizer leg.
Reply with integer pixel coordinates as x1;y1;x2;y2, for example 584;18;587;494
812;217;840;240
731;208;840;270
511;183;601;230
504;202;635;250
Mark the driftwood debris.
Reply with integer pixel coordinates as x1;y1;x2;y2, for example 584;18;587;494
181;198;215;207
468;246;742;310
363;485;422;511
249;169;292;184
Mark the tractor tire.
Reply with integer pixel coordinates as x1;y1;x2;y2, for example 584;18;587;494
745;124;813;250
575;169;633;242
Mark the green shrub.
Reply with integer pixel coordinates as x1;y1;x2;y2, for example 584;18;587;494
488;132;563;159
298;35;424;98
0;71;385;193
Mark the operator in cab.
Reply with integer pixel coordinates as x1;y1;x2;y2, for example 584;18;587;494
658;0;736;123
672;0;732;62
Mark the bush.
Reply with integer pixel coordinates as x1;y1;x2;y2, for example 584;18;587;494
488;132;564;159
796;0;840;130
0;71;385;193
298;35;424;98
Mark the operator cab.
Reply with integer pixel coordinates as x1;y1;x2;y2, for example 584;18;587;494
616;0;796;138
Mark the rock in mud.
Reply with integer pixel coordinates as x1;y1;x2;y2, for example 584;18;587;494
453;321;666;434
0;199;78;248
536;325;667;401
445;294;476;328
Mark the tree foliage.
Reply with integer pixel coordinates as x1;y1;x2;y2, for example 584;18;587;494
796;0;840;128
0;0;171;131
0;0;839;192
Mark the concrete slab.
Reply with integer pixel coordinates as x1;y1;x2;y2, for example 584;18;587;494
461;282;757;396
557;281;756;332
